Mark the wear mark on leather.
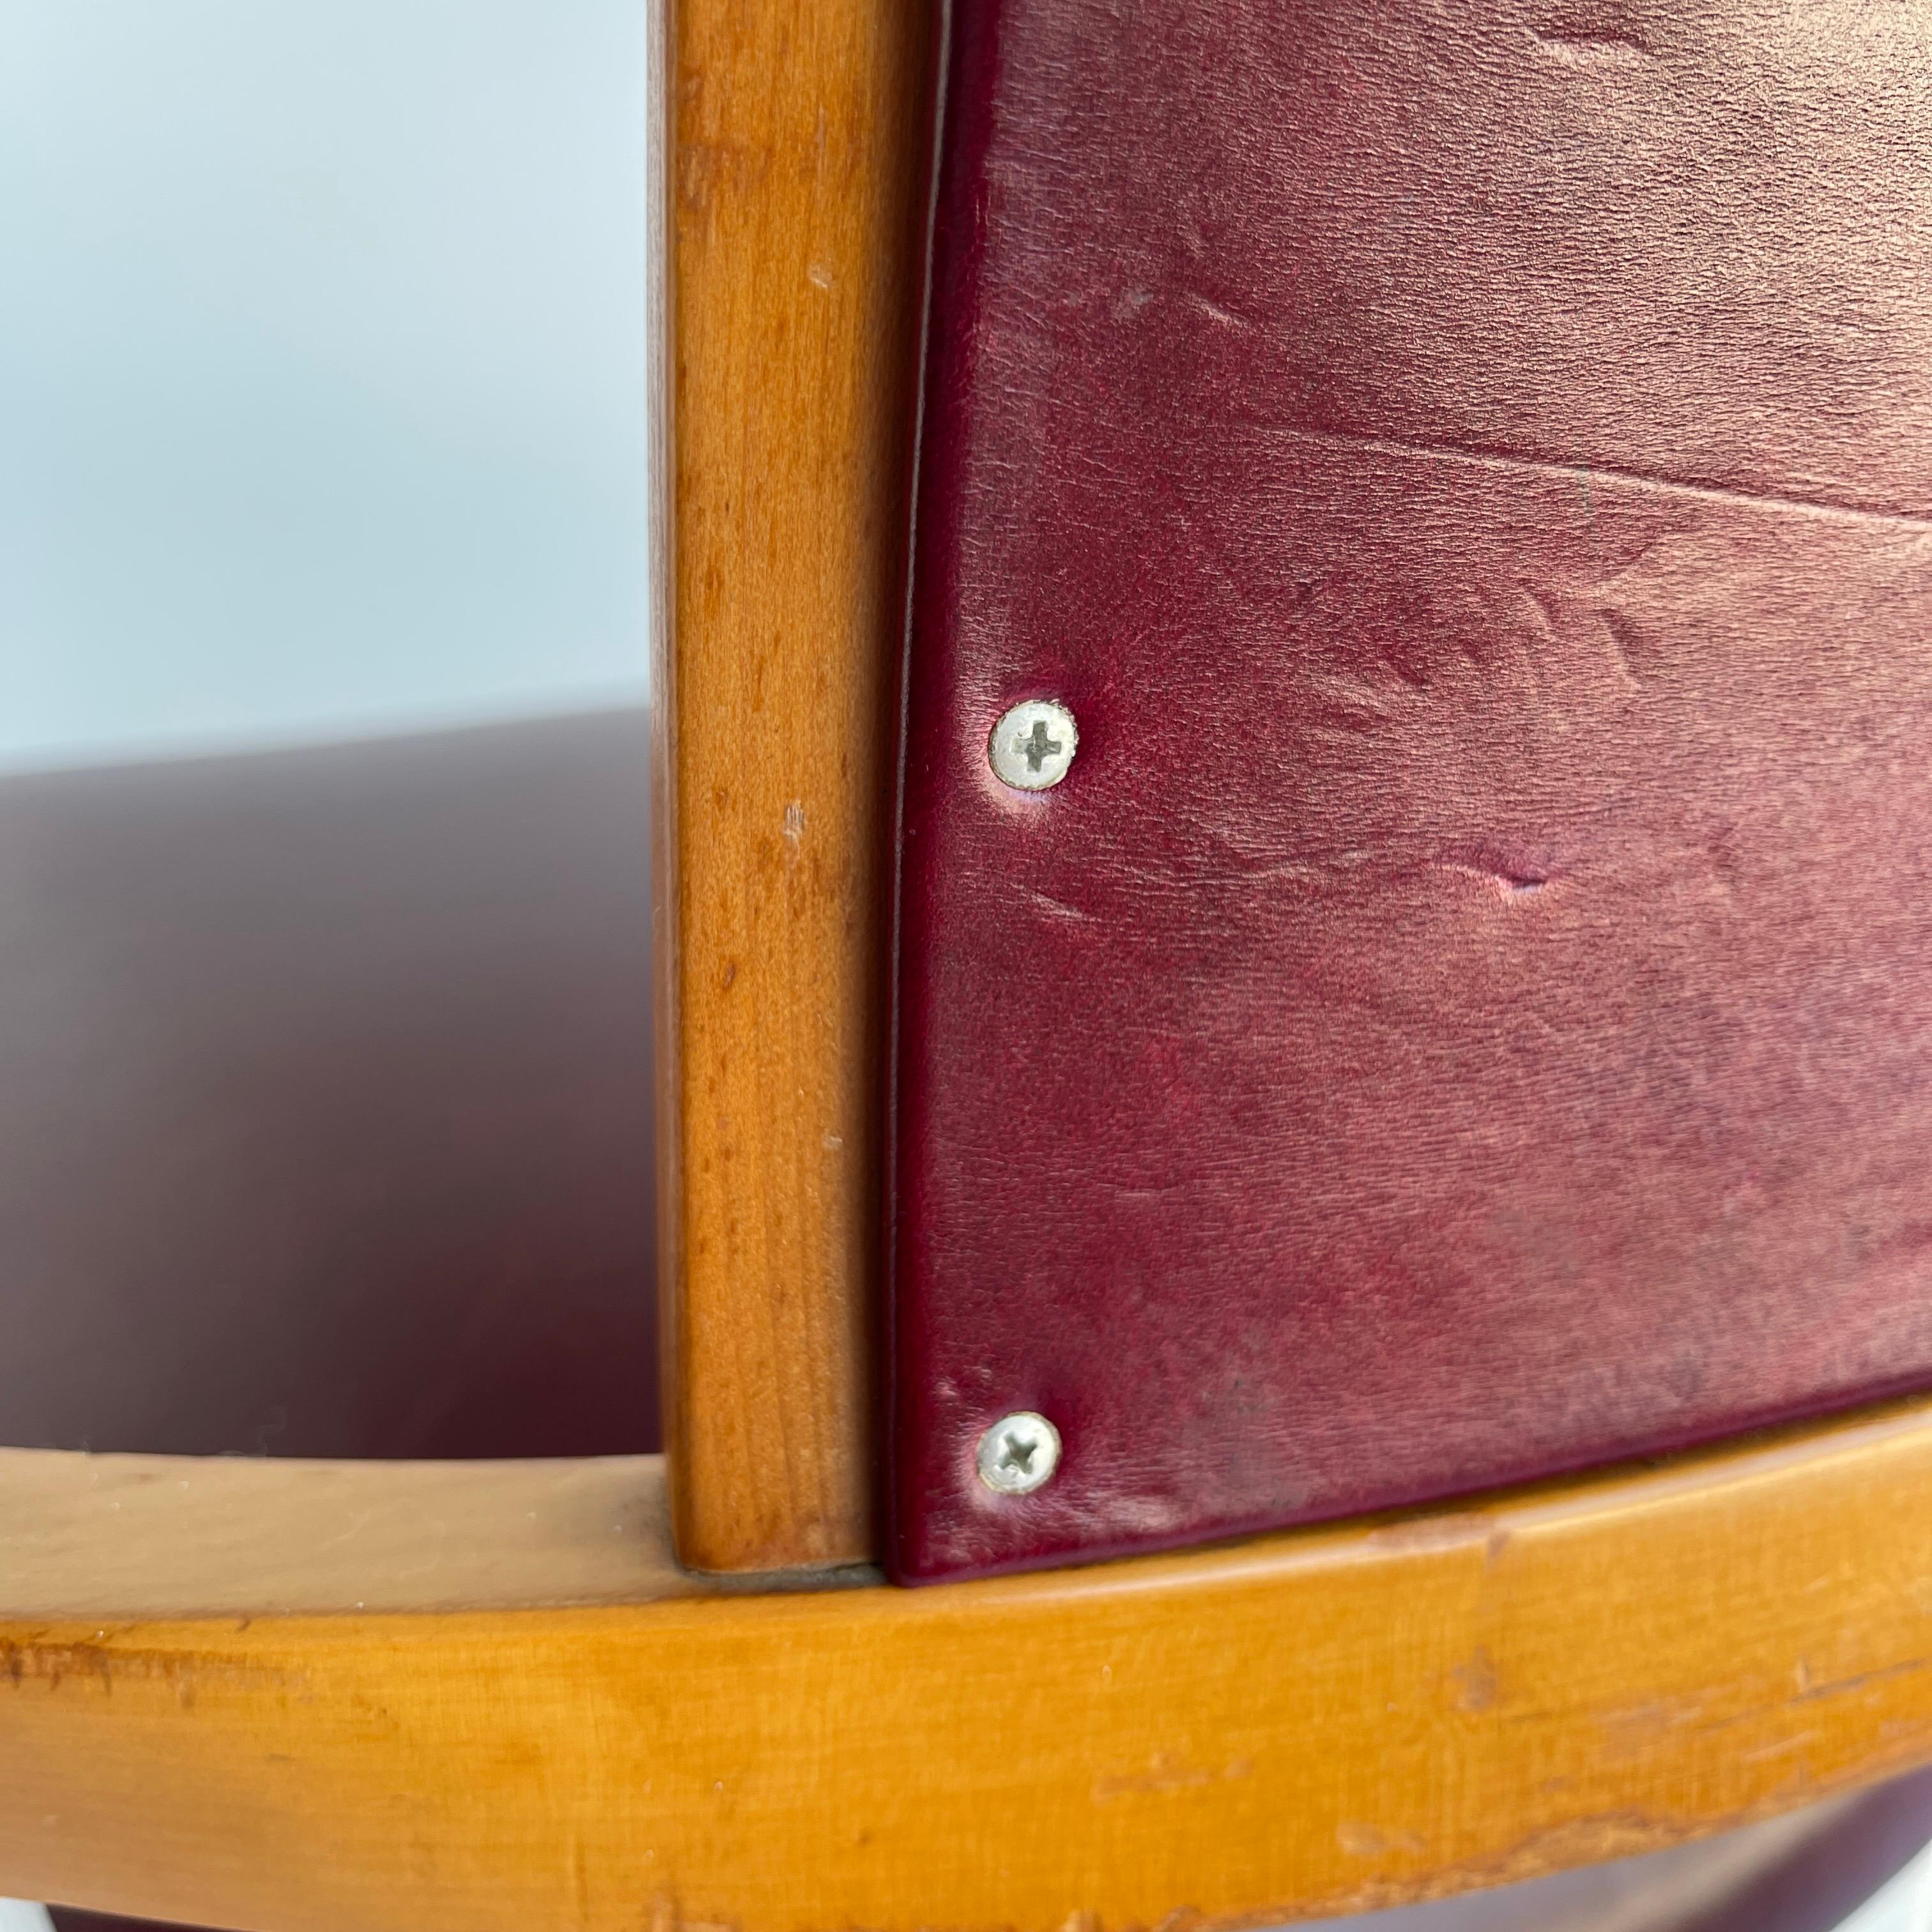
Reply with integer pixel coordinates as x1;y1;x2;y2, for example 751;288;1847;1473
1436;858;1557;900
1522;586;1651;693
1269;425;1932;533
1026;887;1092;923
1192;294;1252;332
1597;609;1652;689
1531;27;1654;68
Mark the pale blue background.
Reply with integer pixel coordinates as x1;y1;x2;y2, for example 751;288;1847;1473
0;19;654;1912
0;0;653;773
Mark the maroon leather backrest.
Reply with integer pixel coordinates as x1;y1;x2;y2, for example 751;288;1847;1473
889;0;1932;1581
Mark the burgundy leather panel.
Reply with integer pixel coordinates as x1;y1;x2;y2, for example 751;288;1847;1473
889;0;1932;1580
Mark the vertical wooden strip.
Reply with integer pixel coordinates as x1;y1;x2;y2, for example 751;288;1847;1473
663;0;931;1570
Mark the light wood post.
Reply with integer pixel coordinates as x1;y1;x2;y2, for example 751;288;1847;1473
661;0;933;1571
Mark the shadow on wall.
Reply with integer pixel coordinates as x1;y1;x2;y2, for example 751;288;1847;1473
0;707;659;1462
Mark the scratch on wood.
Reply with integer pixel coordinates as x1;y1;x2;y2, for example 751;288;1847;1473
1092;1751;1254;1802
1598;1696;1707;1757
570;1832;590;1931
1151;1909;1210;1932
646;1894;736;1932
1742;1731;1816;1767
1291;1804;1770;1927
1795;1657;1931;1705
0;1636;299;1699
1363;1512;1508;1560
674;137;773;221
1338;1820;1427;1858
1452;1646;1500;1713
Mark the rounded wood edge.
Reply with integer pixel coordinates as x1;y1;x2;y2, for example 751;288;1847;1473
6;1399;1932;1932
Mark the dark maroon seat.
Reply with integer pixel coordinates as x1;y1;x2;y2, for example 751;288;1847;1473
0;709;659;1467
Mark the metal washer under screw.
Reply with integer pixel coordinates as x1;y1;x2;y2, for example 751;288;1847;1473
976;1411;1062;1495
989;699;1078;791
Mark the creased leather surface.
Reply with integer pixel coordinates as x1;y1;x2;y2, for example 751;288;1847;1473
889;0;1932;1582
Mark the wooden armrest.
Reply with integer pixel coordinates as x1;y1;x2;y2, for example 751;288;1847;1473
8;1399;1932;1932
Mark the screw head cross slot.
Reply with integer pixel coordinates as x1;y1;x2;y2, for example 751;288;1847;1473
989;699;1078;791
1018;718;1059;770
976;1411;1062;1495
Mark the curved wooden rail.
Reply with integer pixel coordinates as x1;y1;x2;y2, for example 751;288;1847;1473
6;1399;1932;1932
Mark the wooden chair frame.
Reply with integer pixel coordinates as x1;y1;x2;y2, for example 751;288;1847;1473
6;5;1932;1927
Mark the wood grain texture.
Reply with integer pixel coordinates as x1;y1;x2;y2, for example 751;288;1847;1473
0;1451;691;1618
11;1402;1932;1930
663;0;932;1570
